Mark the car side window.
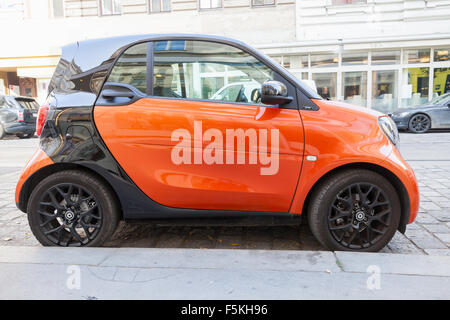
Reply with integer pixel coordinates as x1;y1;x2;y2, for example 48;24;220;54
152;40;274;105
107;42;147;94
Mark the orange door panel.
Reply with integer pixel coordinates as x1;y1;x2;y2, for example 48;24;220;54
94;98;304;212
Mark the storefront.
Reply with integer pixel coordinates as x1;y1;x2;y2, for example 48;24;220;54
269;46;450;114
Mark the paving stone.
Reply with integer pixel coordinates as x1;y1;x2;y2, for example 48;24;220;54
428;211;450;222
434;233;450;246
414;213;439;224
422;224;450;234
419;202;441;211
424;249;450;256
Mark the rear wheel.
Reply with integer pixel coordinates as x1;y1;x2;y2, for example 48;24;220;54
27;170;120;247
408;114;431;133
308;169;400;252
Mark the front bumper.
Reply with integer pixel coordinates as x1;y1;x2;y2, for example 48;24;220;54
389;115;409;130
4;122;36;135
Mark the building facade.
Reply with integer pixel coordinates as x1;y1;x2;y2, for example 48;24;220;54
0;0;449;113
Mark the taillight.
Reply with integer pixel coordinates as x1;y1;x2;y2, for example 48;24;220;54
17;111;24;122
36;104;49;137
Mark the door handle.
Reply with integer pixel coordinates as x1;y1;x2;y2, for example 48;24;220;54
102;89;135;100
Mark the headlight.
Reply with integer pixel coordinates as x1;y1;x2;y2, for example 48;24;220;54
391;111;409;118
378;116;400;146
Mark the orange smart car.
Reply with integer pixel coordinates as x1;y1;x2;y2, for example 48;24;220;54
15;34;419;251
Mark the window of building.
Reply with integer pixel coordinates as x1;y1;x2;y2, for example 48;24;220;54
199;0;222;9
312;73;337;100
150;0;170;12
371;51;400;65
252;0;275;6
433;68;450;97
434;48;450;62
403;49;430;64
152;40;274;104
342;52;368;66
100;0;122;15
401;67;429;107
342;71;367;107
310;53;338;68
332;0;366;5
51;0;64;18
107;43;147;93
372;70;398;113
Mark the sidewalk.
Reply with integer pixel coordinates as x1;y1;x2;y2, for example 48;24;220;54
0;246;449;300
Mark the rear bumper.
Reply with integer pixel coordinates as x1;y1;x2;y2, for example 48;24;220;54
15;148;53;212
4;122;36;135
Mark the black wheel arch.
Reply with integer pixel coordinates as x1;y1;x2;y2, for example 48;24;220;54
17;163;123;219
302;162;411;234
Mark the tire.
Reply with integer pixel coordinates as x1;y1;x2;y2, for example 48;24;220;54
0;124;5;140
27;170;120;247
408;113;431;133
308;169;401;252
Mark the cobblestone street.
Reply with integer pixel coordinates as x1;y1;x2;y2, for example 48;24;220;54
0;133;449;255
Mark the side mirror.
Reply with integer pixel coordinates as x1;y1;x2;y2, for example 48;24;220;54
261;81;293;106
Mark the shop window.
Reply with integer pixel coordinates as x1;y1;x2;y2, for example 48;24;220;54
372;70;398;113
312;73;337;100
371;51;400;65
401;67;429;107
342;71;367;107
310;53;338;68
434;48;450;62
433;68;450;97
403;49;430;64
342;52;368;66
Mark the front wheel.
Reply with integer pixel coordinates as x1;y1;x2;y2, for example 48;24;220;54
408;114;431;133
27;170;120;247
308;169;401;252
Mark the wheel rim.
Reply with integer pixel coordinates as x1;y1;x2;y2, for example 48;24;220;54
328;183;392;250
37;183;102;246
410;115;430;133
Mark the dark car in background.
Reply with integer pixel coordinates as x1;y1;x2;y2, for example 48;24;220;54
389;93;450;133
0;95;38;139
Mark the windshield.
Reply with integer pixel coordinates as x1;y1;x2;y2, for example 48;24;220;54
431;93;450;105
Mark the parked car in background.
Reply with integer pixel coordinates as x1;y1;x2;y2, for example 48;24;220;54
0;95;38;139
211;81;260;103
389;93;450;133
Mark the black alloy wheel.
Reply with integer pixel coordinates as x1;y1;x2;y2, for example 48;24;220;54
409;114;431;133
308;169;401;252
328;183;392;249
28;170;119;247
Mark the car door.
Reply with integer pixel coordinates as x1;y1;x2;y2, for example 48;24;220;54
94;39;304;212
